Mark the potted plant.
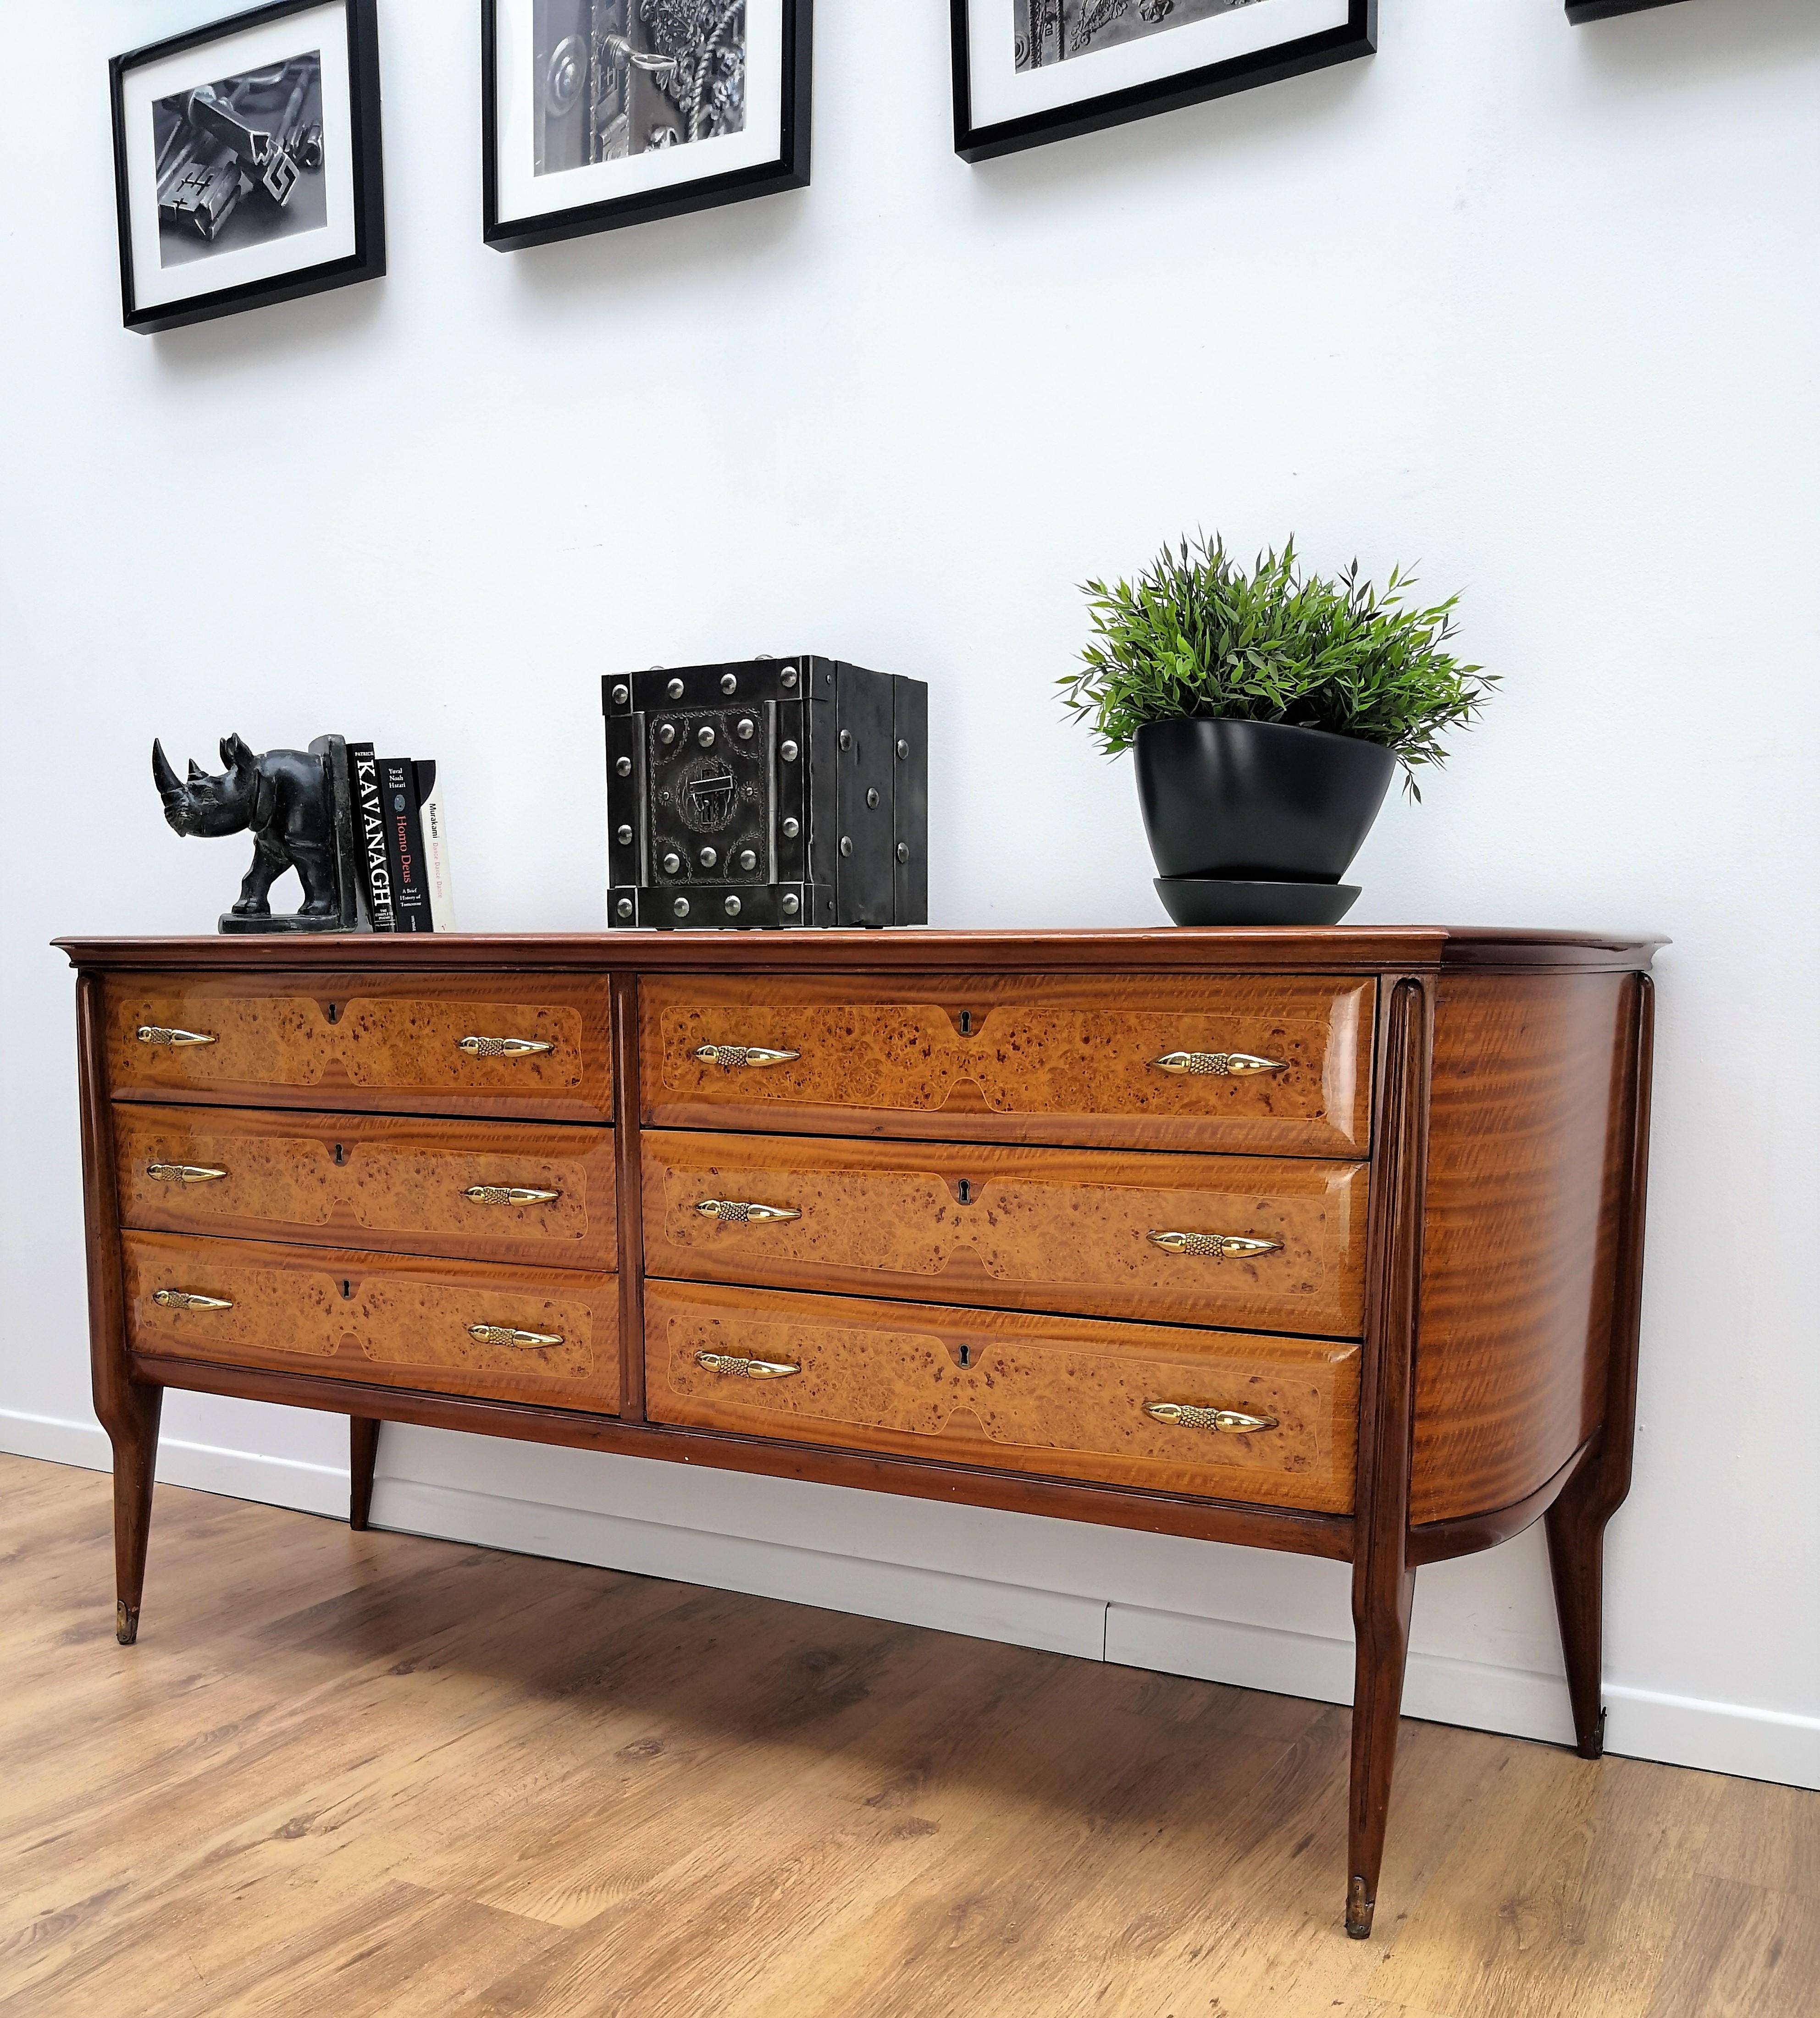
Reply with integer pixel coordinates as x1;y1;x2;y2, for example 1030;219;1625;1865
1060;536;1495;923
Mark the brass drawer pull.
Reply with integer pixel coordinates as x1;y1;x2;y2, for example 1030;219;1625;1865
694;1044;800;1070
695;1198;802;1225
1150;1051;1287;1078
146;1164;229;1185
1148;1231;1283;1261
464;1186;563;1206
469;1323;564;1348
458;1036;555;1060
1147;1401;1278;1435
697;1350;801;1380
137;1025;216;1048
153;1288;233;1311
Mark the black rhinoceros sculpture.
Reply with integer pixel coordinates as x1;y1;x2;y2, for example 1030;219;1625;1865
152;732;360;933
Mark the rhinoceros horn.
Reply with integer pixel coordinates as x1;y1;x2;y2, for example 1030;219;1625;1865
188;759;206;784
152;740;183;802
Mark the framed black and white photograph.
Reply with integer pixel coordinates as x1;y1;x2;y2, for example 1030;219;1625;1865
110;0;385;334
952;0;1376;163
483;1;813;252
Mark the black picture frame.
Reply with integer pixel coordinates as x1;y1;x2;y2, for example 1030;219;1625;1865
951;0;1376;164
481;1;813;252
1566;0;1688;21
110;0;386;336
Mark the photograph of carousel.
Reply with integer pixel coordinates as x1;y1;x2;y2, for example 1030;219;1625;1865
484;0;811;249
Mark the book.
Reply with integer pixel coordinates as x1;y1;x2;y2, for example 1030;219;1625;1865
415;761;455;933
380;757;434;932
346;741;394;931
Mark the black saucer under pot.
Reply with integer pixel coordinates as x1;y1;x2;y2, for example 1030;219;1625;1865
1134;717;1397;883
1155;877;1361;928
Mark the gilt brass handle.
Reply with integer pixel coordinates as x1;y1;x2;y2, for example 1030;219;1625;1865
695;1199;802;1225
468;1323;564;1348
146;1164;229;1185
694;1044;800;1070
464;1186;563;1206
137;1026;216;1048
1146;1401;1278;1434
1148;1231;1283;1261
696;1350;801;1380
1150;1051;1287;1078
458;1036;554;1060
153;1288;233;1311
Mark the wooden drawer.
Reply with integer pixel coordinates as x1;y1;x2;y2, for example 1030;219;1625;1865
642;1132;1366;1333
122;1232;619;1413
115;1106;617;1273
641;973;1374;1156
105;974;611;1121
645;1281;1359;1513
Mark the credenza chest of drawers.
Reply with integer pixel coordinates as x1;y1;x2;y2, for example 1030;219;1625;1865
59;927;1660;1938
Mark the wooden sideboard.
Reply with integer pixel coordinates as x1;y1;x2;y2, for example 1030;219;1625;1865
59;927;1660;1938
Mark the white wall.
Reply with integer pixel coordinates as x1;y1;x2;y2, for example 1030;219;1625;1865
2;0;1816;1788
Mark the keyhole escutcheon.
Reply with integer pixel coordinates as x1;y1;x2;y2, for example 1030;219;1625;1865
958;1344;972;1370
957;1178;973;1205
333;1143;346;1166
325;1001;339;1024
958;1010;973;1036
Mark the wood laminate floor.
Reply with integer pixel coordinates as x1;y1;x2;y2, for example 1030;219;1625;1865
1;1452;1813;2018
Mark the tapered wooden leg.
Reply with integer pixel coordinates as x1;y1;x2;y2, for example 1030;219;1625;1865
349;1417;380;1531
1347;1562;1416;1938
1545;1465;1610;1759
106;1382;163;1645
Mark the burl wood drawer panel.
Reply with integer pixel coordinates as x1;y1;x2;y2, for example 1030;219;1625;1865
641;973;1376;1156
122;1231;619;1414
114;1106;617;1273
642;1133;1367;1334
645;1281;1359;1513
104;973;611;1121
1411;971;1636;1525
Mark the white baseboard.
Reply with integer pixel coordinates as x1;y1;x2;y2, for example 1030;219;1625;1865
6;1408;1814;1791
0;1408;350;1519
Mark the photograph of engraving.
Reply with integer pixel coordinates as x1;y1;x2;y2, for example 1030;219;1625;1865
955;0;1374;163
154;54;326;266
1016;0;1252;72
533;0;747;174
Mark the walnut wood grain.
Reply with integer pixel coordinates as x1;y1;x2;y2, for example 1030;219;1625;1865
76;972;161;1645
1410;971;1637;1525
1347;975;1434;1938
102;973;612;1121
642;1132;1367;1333
121;1232;620;1414
114;1106;617;1272
644;1280;1360;1514
641;973;1377;1156
57;926;1668;977
612;974;649;1424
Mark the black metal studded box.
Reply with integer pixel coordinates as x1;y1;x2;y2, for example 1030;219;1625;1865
603;657;928;930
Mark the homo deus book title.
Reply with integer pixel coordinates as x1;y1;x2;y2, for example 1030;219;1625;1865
348;743;454;932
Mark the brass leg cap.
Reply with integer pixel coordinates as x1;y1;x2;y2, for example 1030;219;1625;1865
116;1601;140;1647
1346;1875;1374;1940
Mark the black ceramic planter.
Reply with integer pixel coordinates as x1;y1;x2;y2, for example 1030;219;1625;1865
1134;717;1396;885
